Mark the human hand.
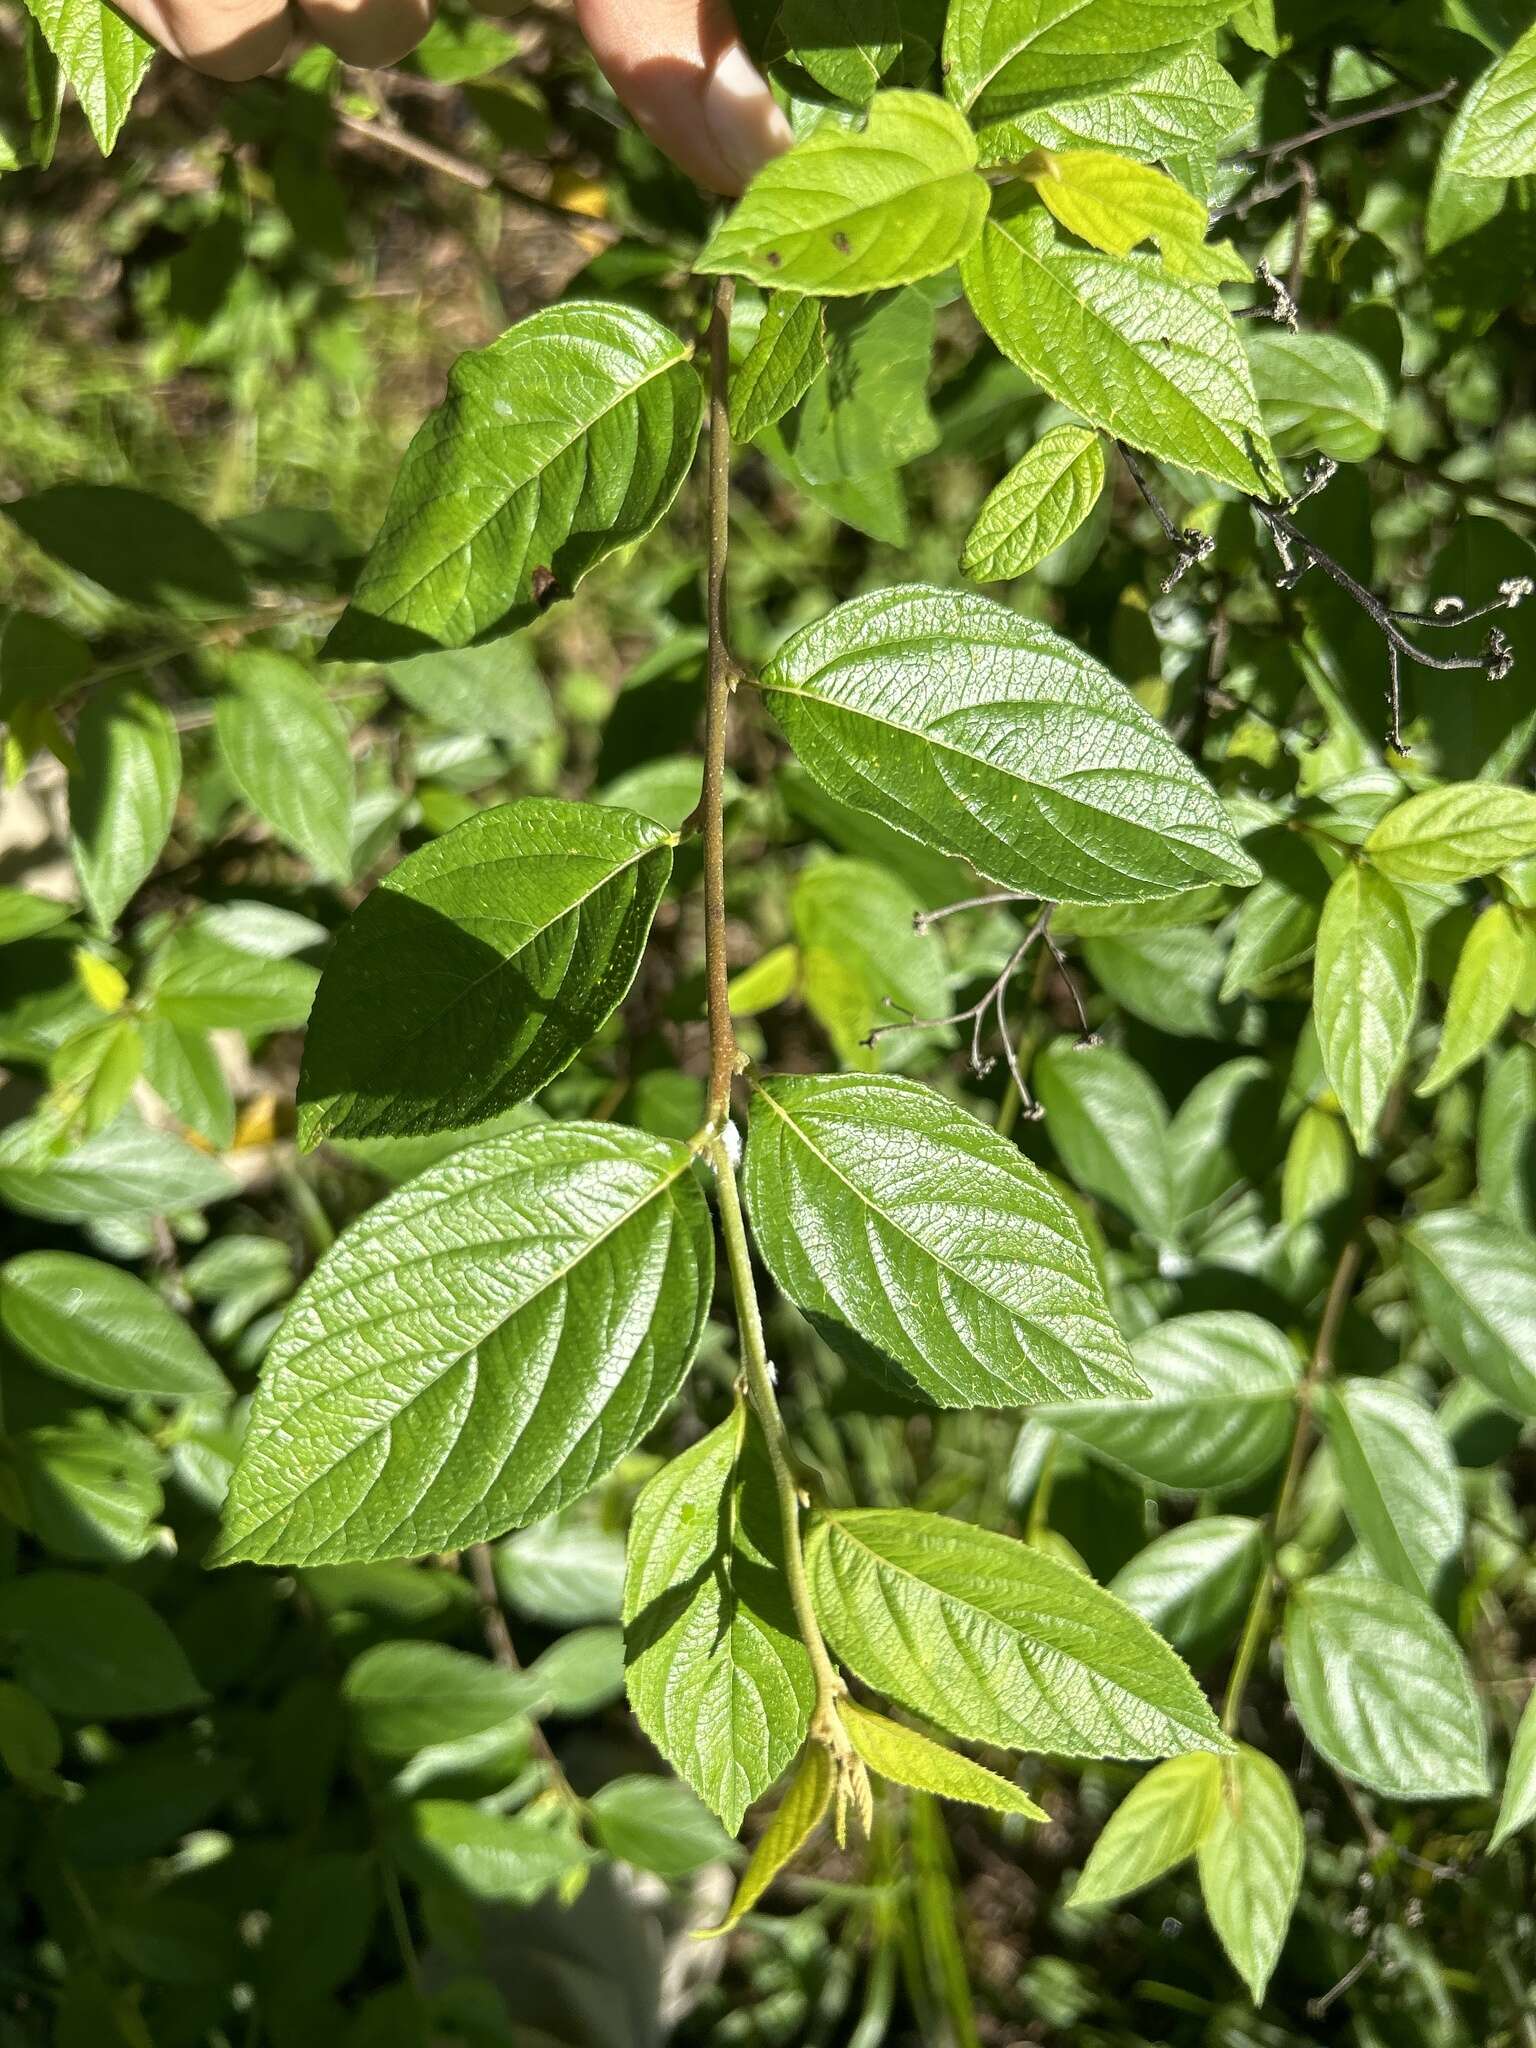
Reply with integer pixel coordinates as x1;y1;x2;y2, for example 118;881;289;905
111;0;790;193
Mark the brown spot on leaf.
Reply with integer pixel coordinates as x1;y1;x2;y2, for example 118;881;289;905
766;250;782;268
833;233;852;255
531;565;561;608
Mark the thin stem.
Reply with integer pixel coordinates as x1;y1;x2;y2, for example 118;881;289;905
693;277;853;1781
464;1543;582;1812
1220;1559;1274;1737
1229;81;1456;163
709;1137;850;1753
701;275;740;1129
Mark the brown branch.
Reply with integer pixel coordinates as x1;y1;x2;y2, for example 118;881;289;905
701;276;740;1129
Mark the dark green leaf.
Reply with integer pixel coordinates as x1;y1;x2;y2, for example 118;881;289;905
0;1572;206;1719
731;294;828;442
68;679;180;930
0;1250;227;1401
1404;1207;1536;1417
298;799;673;1146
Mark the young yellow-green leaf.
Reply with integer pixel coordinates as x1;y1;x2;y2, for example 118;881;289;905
1313;863;1422;1150
980;49;1252;168
1069;1754;1220;1907
1365;783;1536;883
1404;1207;1536;1417
1197;1746;1303;2004
327;301;703;660
1418;902;1525;1095
623;1407;815;1833
943;0;1243;121
759;586;1259;905
344;1641;536;1756
1029;150;1245;283
807;1508;1230;1761
0;1250;227;1403
216;1123;713;1567
839;1699;1047;1819
1245;330;1391;462
1317;1380;1464;1603
730;295;827;442
1282;1572;1489;1801
1491;1686;1536;1852
1444;21;1536;179
695;92;989;296
73;948;126;1013
298;800;674;1147
214;650;355;883
961;198;1281;497
699;1743;833;1937
20;0;152;155
728;942;800;1018
1033;1312;1299;1495
68;678;180;931
961;425;1105;582
744;1073;1139;1408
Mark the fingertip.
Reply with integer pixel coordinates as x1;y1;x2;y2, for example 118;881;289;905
296;0;433;66
702;38;791;194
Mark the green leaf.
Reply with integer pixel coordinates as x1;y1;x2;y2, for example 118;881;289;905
960;199;1282;497
1313;863;1422;1150
343;1641;535;1756
589;1775;734;1877
1404;1207;1536;1418
1419;902;1525;1095
1109;1518;1265;1669
298;799;674;1147
783;288;938;484
0;1572;206;1719
744;1072;1139;1408
147;926;317;1040
0;1251;227;1403
1034;1313;1299;1494
1197;1746;1303;2004
4;486;249;615
1282;1572;1489;1800
1365;783;1536;883
214;651;355;882
961;425;1105;581
382;638;555;746
18;0;151;154
16;1412;164;1563
760;0;903;104
759;585;1259;905
1220;833;1330;998
1318;1380;1464;1602
840;1698;1047;1817
1030;150;1244;282
327;302;704;660
1482;1043;1536;1233
1280;1104;1353;1227
695;92;988;296
1490;1685;1536;1852
0;1680;63;1786
1032;1041;1175;1239
1445;21;1536;179
138;1013;235;1151
401;1800;589;1903
0;889;72;946
700;1744;833;1936
217;1123;713;1566
943;0;1243;121
981;49;1252;167
497;1517;625;1626
623;1407;815;1833
731;295;828;442
1245;330;1392;461
1069;1753;1220;1906
807;1508;1230;1760
728;943;800;1019
791;857;951;1072
68;679;180;930
0;1113;236;1223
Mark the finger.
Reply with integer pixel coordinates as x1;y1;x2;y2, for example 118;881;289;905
294;0;434;67
572;0;790;196
138;0;296;79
